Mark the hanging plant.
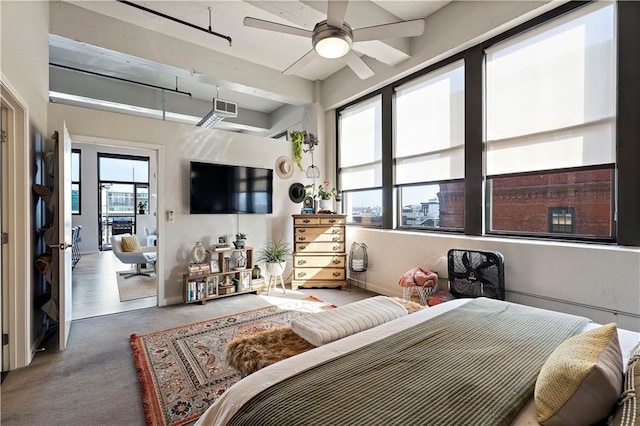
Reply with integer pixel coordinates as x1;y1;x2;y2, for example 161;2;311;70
290;130;319;172
289;131;305;171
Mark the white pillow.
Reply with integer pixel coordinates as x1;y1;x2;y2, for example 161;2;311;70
290;296;408;347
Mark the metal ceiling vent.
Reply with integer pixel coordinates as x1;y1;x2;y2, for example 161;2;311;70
197;98;238;128
213;98;238;117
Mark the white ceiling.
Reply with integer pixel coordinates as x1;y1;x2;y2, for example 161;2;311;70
50;0;449;116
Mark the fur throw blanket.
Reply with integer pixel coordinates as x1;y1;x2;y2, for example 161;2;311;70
226;297;425;377
397;267;438;288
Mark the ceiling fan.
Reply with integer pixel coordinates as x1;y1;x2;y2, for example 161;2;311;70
243;0;425;80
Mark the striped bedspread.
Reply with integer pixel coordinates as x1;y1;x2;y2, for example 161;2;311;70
226;298;590;426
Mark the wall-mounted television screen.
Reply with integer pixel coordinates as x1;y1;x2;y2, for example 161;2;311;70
190;161;273;214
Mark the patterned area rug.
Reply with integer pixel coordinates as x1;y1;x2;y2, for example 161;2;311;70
130;296;335;426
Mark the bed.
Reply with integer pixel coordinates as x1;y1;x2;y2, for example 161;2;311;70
195;298;640;426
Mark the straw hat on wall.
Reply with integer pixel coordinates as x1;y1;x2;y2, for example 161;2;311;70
275;156;294;179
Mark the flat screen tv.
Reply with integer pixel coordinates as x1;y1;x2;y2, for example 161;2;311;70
190;161;273;214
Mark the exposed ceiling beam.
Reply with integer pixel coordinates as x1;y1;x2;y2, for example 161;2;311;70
51;1;314;106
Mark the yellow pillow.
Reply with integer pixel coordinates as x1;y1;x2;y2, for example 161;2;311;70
535;323;623;426
120;236;141;252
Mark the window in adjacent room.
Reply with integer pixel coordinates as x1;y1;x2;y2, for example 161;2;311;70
71;149;81;215
338;95;383;226
394;60;465;230
485;2;615;239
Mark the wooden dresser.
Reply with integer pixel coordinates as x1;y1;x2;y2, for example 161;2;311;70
292;214;347;290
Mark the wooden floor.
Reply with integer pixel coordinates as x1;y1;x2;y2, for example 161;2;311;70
72;251;156;320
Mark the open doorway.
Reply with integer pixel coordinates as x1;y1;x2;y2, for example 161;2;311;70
71;146;158;320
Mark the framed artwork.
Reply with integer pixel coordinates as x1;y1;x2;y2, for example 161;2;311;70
210;259;220;273
207;276;218;296
216;235;228;247
241;271;252;290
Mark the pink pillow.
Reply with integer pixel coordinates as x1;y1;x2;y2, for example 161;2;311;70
398;267;438;288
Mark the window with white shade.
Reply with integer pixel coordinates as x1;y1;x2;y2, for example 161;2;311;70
395;60;465;229
338;95;382;224
485;2;615;238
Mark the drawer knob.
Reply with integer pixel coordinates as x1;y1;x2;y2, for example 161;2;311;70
328;219;336;223
332;245;339;251
297;259;307;265
332;259;340;264
299;245;307;250
303;219;310;223
298;236;306;241
332;272;341;277
298;272;307;278
332;229;339;234
299;229;306;233
332;236;339;242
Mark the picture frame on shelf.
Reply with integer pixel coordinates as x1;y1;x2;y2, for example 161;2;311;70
210;259;220;273
216;235;229;248
241;271;252;290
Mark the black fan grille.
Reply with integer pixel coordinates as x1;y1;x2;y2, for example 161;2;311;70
449;250;504;300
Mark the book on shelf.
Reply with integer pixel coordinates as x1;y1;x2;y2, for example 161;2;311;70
186;280;207;301
188;262;210;276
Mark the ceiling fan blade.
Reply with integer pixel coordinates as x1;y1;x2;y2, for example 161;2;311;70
343;51;374;80
243;17;312;38
326;1;349;28
352;19;425;42
283;49;317;75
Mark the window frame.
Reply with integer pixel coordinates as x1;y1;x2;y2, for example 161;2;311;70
393;59;466;232
548;207;576;234
71;148;81;215
337;91;385;227
334;1;639;246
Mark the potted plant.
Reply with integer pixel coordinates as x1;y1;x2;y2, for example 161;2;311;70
137;201;147;214
317;181;338;211
234;232;247;248
256;240;291;276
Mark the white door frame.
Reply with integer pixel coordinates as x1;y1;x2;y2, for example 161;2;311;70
70;135;164;306
1;76;33;369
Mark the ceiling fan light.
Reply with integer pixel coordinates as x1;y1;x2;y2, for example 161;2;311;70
315;36;350;59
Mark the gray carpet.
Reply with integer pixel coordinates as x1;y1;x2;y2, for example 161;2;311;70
0;288;372;426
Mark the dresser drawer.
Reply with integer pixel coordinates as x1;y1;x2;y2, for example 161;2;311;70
295;242;344;253
320;217;345;225
294;255;345;268
293;268;345;281
295;226;342;236
294;217;320;225
295;233;343;243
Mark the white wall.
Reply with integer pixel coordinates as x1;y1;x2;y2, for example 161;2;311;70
346;228;640;332
71;142;157;253
1;0;50;368
49;103;315;305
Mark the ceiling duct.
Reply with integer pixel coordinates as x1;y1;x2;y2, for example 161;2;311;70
197;98;238;128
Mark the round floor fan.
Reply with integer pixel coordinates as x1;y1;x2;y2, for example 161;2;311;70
243;0;425;79
447;249;505;300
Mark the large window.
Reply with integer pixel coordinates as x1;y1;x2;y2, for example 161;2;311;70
334;1;637;244
71;149;81;214
485;3;615;239
338;95;382;225
98;153;150;249
394;60;465;230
